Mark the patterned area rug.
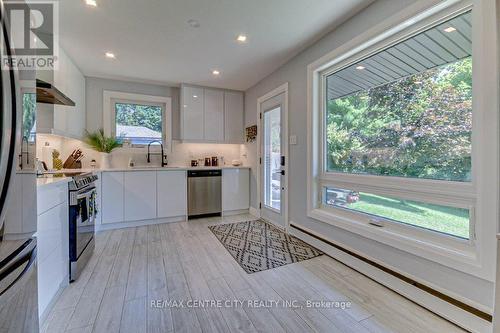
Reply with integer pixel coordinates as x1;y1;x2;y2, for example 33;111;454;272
209;220;323;273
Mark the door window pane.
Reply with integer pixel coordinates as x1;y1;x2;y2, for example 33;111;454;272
115;102;163;145
263;107;281;210
324;186;470;239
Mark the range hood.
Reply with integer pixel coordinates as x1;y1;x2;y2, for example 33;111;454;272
36;79;75;106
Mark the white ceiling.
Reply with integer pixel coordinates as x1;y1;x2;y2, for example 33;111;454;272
59;0;372;91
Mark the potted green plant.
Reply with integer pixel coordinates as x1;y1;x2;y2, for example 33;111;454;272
83;129;121;169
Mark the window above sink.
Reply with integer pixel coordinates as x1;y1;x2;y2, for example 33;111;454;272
103;91;172;151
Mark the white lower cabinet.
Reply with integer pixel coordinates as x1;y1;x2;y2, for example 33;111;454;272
157;171;187;218
4;173;37;237
101;170;187;225
100;169;248;226
222;168;249;212
101;172;124;224
124;171;157;221
36;182;69;320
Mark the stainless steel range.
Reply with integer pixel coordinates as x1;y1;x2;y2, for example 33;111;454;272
68;172;98;282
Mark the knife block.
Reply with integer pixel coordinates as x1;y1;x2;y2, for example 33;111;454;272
63;156;82;169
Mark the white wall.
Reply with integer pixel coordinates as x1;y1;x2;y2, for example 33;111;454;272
244;0;494;314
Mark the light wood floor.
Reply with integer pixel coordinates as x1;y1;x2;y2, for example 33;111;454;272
42;214;465;333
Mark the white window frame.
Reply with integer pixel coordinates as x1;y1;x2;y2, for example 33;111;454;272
307;0;499;281
103;91;172;151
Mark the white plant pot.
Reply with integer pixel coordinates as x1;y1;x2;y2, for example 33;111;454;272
100;153;111;169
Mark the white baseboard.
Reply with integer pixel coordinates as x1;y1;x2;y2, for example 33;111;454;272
289;222;492;333
249;206;260;218
222;209;249;216
96;215;186;231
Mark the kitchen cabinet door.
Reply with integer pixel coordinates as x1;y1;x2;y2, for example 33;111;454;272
21;173;37;235
182;86;204;141
52;48;86;139
4;173;38;237
94;172;102;225
124;171;157;221
37;201;68;317
222;169;249;212
157;171;187;218
224;91;244;143
204;88;224;142
101;172;125;224
4;176;23;234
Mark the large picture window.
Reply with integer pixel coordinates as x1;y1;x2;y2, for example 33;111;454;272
308;0;498;281
317;10;475;242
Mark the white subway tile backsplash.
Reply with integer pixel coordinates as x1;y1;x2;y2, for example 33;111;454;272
36;134;245;169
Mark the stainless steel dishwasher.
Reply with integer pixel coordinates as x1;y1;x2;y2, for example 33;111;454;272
187;170;222;219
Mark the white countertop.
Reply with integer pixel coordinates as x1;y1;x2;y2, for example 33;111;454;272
37;166;249;185
36;175;72;188
99;165;250;172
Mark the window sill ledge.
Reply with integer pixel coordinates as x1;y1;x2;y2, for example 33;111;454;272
307;207;484;278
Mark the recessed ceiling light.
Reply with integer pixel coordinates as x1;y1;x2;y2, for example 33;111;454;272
187;19;200;28
356;65;365;70
105;52;116;59
85;0;97;7
193;95;198;98
212;70;220;76
444;26;456;33
236;34;247;43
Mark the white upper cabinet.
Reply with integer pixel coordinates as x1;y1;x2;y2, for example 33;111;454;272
181;85;244;143
37;48;86;139
224;91;244;143
181;86;204;141
123;171;157;222
204;89;224;142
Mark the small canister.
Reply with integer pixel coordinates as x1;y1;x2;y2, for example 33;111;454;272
191;160;198;167
211;156;218;166
204;157;211;166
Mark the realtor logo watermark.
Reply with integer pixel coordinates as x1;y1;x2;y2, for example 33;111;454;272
150;299;352;310
1;0;58;70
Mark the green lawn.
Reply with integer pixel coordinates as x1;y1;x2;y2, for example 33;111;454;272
348;193;469;239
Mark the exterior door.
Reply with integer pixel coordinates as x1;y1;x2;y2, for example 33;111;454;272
260;92;286;228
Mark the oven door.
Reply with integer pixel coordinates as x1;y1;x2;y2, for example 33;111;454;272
70;186;96;260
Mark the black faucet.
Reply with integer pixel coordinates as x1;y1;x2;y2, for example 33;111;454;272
147;140;167;167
